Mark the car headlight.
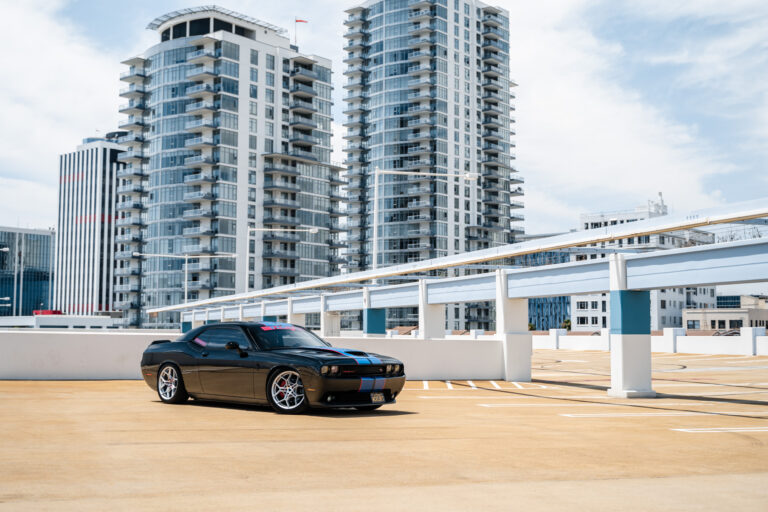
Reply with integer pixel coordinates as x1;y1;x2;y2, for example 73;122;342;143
386;364;393;375
394;364;401;374
321;365;329;375
330;365;339;375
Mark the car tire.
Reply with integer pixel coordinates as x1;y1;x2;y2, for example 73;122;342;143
354;405;383;412
267;369;309;414
157;364;189;404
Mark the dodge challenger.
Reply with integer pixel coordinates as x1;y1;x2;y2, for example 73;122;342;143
140;321;406;414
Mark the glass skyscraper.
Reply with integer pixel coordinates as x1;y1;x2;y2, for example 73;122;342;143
343;0;522;329
118;7;345;328
0;227;55;316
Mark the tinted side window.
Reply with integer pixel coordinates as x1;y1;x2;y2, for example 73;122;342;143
197;326;252;350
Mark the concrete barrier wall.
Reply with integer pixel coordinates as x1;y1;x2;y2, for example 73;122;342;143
0;330;178;380
1;329;766;381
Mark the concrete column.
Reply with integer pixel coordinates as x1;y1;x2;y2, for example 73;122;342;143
320;295;340;338
362;287;386;335
741;327;766;356
286;298;306;326
238;304;243;321
495;269;532;382
418;279;445;340
608;254;655;398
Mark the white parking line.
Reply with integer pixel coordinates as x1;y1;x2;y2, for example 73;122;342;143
490;381;501;389
445;380;454;390
511;382;523;389
422;381;429;390
467;380;477;389
672;427;768;433
478;402;734;408
561;411;768;418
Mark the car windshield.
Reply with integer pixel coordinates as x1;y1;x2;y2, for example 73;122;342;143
247;323;329;349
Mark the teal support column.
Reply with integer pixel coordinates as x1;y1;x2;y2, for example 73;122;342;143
181;321;192;333
263;315;278;322
608;254;656;398
363;309;386;335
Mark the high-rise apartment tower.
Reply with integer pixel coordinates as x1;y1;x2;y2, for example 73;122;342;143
119;7;345;328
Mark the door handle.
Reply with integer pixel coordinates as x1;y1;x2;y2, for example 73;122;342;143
202;352;209;357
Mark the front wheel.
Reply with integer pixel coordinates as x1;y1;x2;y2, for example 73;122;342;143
157;364;188;404
268;370;309;414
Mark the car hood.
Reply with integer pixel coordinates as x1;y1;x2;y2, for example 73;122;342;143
270;346;398;364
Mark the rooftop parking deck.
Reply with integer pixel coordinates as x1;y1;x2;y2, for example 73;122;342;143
2;350;768;511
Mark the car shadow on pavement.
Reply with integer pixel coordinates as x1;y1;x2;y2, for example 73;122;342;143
169;399;416;417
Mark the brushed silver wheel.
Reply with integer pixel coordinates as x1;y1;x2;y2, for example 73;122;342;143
269;370;306;412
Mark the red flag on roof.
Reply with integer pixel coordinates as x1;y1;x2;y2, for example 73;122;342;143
295;18;308;23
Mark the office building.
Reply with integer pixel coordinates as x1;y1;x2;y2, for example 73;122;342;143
342;0;521;328
570;196;716;331
0;227;55;316
119;7;345;328
684;295;768;330
54;132;126;318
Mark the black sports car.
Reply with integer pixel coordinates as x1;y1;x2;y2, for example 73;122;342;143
140;321;406;414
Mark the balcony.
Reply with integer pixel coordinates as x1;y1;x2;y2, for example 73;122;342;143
264;180;301;193
185;101;217;114
263;163;300;176
120;68;147;83
183;244;214;255
262;267;299;277
119;84;146;98
482;79;502;91
406;131;436;142
343;103;369;116
119;102;147;115
289;100;317;114
184;172;215;184
344;39;369;52
404;159;434;170
117;150;147;163
289;132;320;146
185;262;213;272
289;116;318;130
482;52;503;65
409;23;437;36
263;249;299;259
187;280;214;291
407;145;431;155
344;78;367;89
482;129;502;141
115;233;141;243
343;116;365;128
186;83;218;98
115;167;145;180
115;251;140;260
408;9;434;22
116;184;144;194
114;267;140;277
182;208;214;219
483;91;503;103
407;64;435;76
187;49;219;64
264;198;300;208
185;118;218;132
483;26;507;39
345;65;368;76
482;64;504;78
263;215;300;226
114;300;140;310
117;133;145;146
183;191;216;201
285;148;318;161
291;67;319;82
262;233;301;243
118;116;146;130
114;283;140;293
408;36;437;48
116;201;144;211
290;83;317;98
482;12;504;26
482;40;508;54
186;66;218;80
184;136;216;149
184;155;217;167
408;50;434;62
115;216;144;227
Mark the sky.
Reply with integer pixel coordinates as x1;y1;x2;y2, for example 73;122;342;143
0;0;766;236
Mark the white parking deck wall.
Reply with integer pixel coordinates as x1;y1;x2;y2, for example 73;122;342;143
0;329;766;381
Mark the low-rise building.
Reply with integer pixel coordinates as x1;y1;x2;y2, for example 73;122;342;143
684;295;768;330
0;227;55;316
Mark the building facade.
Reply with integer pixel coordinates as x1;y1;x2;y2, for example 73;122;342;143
0;227;55;316
684;295;768;330
570;196;716;332
119;7;345;328
54;133;125;318
342;0;522;329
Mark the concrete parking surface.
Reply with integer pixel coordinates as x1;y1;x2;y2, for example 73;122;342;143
2;350;768;511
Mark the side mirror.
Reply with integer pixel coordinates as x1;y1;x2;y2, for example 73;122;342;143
225;341;239;350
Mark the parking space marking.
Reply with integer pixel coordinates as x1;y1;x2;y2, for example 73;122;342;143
490;381;501;389
467;380;477;389
671;427;768;433
510;382;524;389
445;380;454;390
422;381;429;390
561;411;768;418
478;402;735;408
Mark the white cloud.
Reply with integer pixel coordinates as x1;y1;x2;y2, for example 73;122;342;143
0;0;125;228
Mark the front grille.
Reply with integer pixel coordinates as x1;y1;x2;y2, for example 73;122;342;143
339;364;387;377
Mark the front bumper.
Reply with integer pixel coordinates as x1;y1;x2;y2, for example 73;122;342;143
303;373;407;408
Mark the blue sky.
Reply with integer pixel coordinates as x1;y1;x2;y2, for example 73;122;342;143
0;0;766;234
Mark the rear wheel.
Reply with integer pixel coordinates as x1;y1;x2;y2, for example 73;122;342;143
157;364;188;404
355;405;382;412
268;370;309;414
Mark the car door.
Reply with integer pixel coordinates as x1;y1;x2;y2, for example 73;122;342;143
195;326;255;399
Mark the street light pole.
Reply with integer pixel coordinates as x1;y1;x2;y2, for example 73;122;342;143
132;252;236;304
